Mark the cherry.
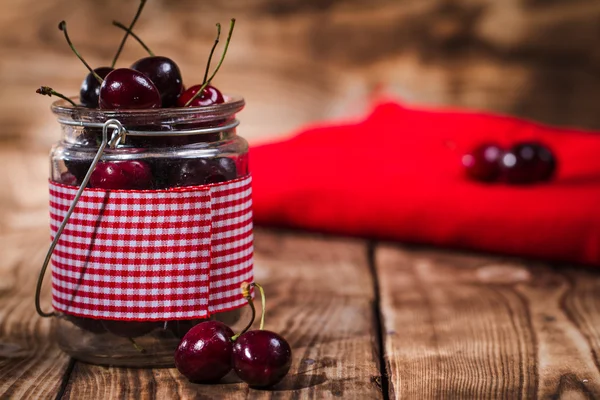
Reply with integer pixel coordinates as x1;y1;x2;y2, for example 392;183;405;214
99;68;161;110
169;158;237;187
530;142;557;181
101;320;158;338
59;171;79;186
229;282;292;388
176;85;224;107
175;320;234;383
80;67;114;108
233;330;292;388
206;158;237;183
131;57;183;107
90;160;153;190
70;0;147;109
112;21;184;107
462;143;504;182
58;21;159;110
501;142;556;184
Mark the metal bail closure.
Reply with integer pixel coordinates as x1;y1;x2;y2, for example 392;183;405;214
35;119;127;318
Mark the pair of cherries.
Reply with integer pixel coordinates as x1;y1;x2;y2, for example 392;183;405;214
175;283;292;389
462;141;557;184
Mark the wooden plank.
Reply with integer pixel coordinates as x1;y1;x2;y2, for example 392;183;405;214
376;245;600;399
0;229;72;400
60;230;383;399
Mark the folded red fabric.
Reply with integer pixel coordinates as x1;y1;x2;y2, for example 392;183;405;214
249;101;600;266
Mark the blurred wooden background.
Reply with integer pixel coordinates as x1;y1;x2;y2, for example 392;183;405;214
2;0;600;149
1;0;600;232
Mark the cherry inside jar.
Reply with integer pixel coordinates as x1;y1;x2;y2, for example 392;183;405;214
49;96;250;367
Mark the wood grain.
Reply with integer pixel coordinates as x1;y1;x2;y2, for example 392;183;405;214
376;245;600;399
0;229;72;400
60;230;383;399
2;0;600;149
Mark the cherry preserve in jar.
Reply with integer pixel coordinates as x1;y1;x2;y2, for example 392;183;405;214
38;96;253;367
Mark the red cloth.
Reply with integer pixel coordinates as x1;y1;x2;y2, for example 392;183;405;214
249;101;600;266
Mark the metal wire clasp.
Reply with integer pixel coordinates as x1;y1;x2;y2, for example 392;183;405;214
35;119;127;318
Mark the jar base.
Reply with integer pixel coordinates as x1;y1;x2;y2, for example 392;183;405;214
53;310;244;367
58;336;178;368
64;349;176;368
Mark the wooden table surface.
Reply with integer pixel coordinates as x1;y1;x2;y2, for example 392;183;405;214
0;148;599;399
2;227;600;399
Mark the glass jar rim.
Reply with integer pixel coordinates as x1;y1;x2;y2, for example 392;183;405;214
51;94;245;127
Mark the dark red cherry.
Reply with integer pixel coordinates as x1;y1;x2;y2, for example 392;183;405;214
530;142;557;181
101;320;158;338
80;67;114;108
462;143;504;182
501;142;556;184
131;56;183;107
66;316;107;334
175;321;234;383
98;68;161;110
59;171;79;186
176;85;224;107
205;158;237;183
90;161;153;190
232;330;292;388
169;158;237;187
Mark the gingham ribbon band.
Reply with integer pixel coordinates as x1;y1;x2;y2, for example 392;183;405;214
48;175;253;321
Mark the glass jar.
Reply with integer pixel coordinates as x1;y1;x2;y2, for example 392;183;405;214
47;96;250;367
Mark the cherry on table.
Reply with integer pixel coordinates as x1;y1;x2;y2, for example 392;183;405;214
501;142;556;184
80;67;114;108
175;320;234;383
462;143;504;182
99;68;161;110
131;56;183;107
90;160;153;190
176;85;224;107
232;330;292;388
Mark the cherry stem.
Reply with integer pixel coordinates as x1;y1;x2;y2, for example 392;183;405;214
184;18;236;107
203;23;221;84
128;337;146;353
112;21;155;57
59;21;103;84
111;0;147;68
253;283;266;330
36;86;77;107
232;284;255;341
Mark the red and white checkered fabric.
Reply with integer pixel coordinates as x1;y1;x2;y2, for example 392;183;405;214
48;175;253;321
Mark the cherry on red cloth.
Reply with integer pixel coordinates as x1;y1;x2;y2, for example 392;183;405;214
250;101;600;266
